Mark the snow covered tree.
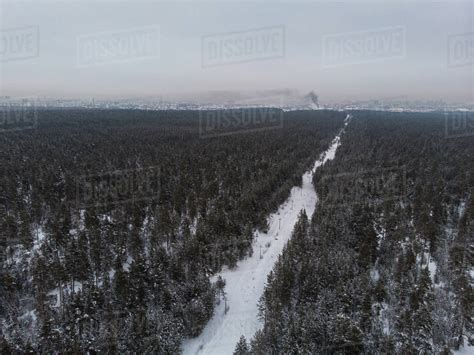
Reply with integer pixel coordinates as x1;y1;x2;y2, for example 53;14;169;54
234;335;250;355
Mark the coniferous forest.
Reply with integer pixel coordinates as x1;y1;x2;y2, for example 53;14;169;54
249;111;473;354
1;2;472;354
0;109;345;353
0;109;472;354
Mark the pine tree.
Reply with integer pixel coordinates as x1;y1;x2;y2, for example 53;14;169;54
412;267;434;353
234;335;250;355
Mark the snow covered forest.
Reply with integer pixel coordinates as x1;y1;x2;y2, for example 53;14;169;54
250;111;473;354
0;109;472;354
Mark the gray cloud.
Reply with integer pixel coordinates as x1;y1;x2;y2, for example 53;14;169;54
1;1;472;103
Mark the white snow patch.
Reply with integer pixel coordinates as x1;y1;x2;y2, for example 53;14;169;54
454;345;474;355
18;309;37;322
370;269;380;282
32;227;46;252
428;255;437;283
181;116;349;355
123;255;133;272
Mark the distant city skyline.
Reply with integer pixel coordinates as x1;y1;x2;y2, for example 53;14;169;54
1;1;473;103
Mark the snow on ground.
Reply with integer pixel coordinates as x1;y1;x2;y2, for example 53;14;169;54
427;254;437;283
370;269;380;282
32;227;46;253
18;309;37;322
454;345;474;355
181;117;349;355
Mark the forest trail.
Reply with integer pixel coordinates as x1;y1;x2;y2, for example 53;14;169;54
181;115;351;355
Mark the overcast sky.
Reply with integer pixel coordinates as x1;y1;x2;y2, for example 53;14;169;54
0;1;472;103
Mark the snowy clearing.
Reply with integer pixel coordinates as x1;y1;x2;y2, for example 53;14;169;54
454;345;474;355
181;116;348;355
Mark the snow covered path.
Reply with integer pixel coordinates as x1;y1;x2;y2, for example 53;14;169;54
181;116;349;355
